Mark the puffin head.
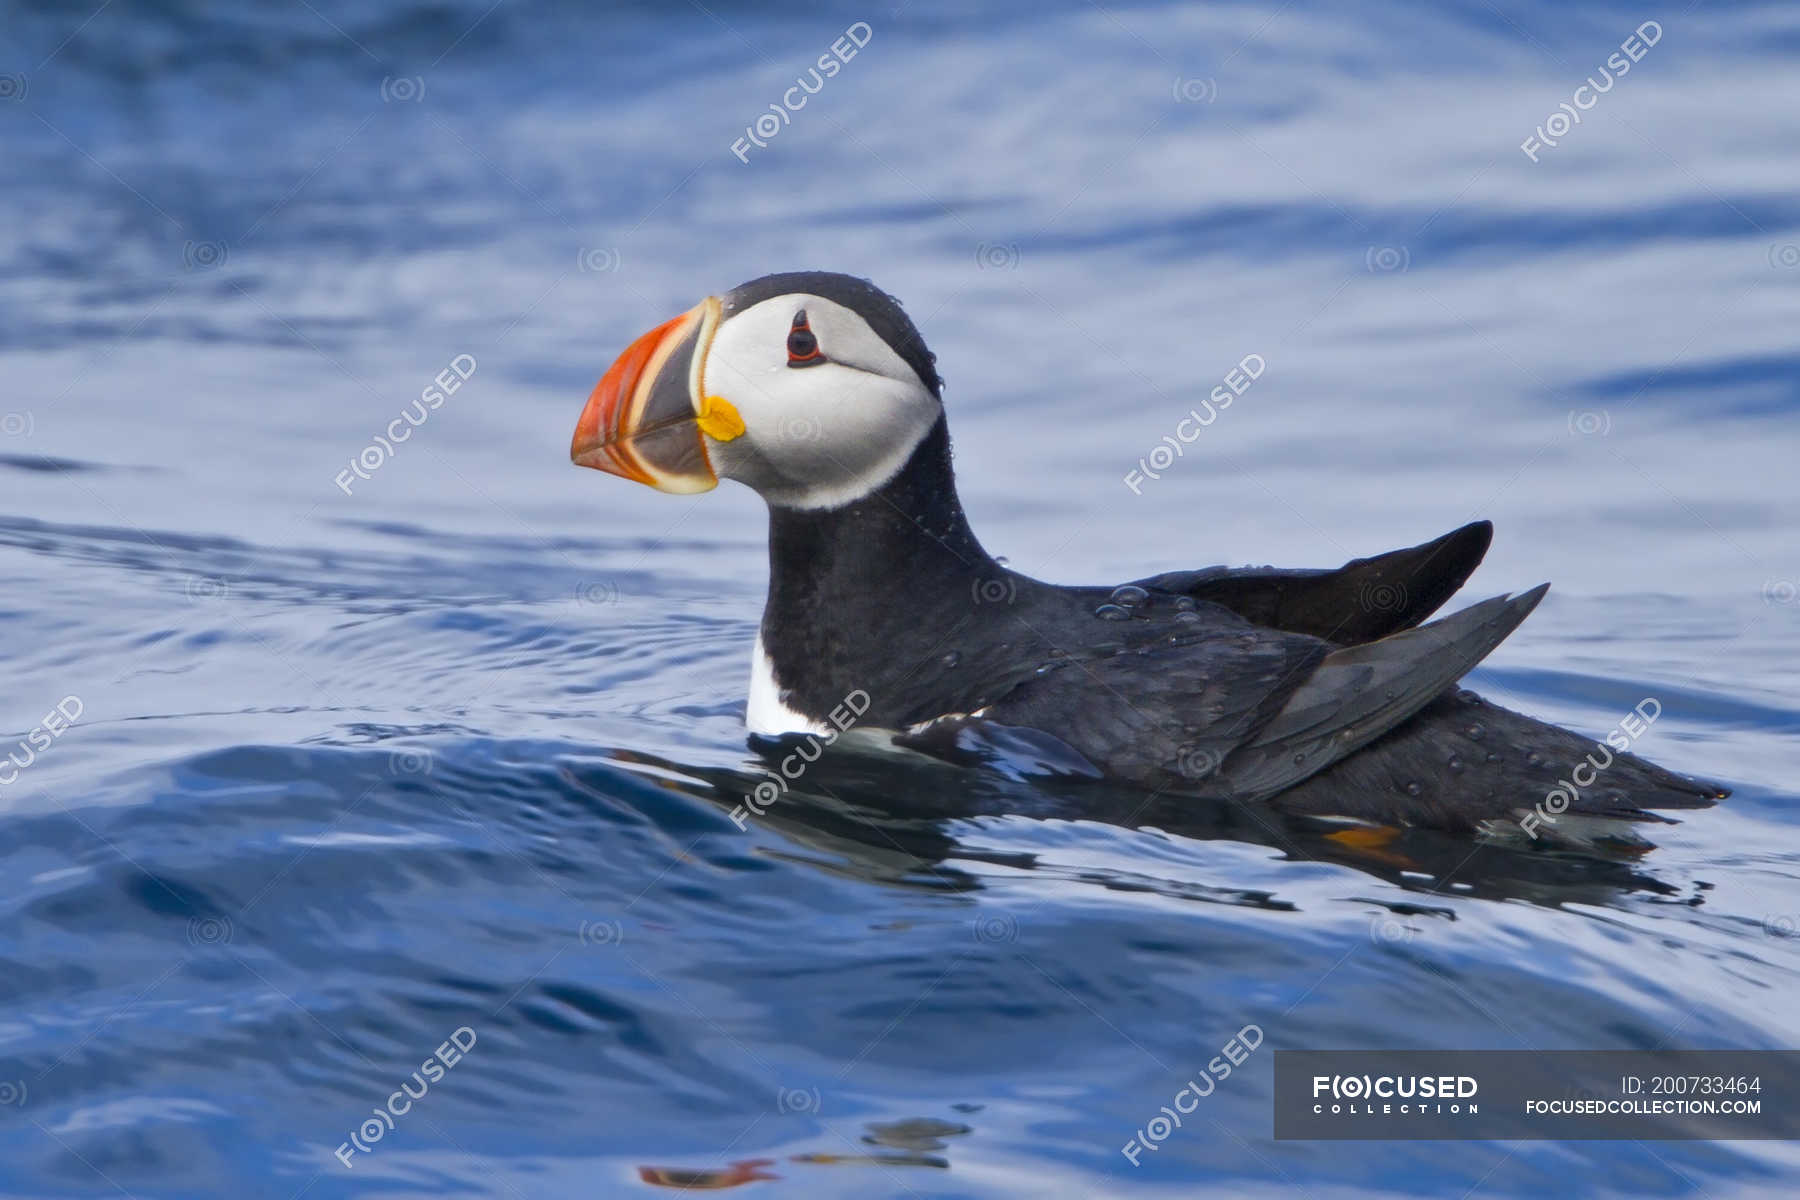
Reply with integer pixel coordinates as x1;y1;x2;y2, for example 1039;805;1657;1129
572;272;943;510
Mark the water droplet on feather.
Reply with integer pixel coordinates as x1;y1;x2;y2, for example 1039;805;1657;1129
1109;585;1149;608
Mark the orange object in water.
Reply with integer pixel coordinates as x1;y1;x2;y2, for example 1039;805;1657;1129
636;1158;778;1189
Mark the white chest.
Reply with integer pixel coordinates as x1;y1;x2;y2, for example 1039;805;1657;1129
745;633;830;736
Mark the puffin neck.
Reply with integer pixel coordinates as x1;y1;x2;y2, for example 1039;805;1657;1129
765;418;994;588
759;419;1003;715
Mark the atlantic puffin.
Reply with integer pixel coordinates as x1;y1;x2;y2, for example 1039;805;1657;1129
571;271;1726;845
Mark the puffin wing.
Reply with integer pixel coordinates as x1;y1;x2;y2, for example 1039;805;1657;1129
978;583;1546;804
978;613;1331;788
1211;584;1549;801
1130;520;1493;644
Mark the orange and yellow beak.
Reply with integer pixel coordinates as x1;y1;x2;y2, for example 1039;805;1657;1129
570;296;744;494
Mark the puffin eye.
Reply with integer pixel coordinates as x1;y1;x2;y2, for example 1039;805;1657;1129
786;310;823;368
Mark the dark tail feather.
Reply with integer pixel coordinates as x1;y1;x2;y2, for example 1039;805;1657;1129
1268;691;1728;847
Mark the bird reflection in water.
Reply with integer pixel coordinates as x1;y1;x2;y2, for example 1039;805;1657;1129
590;732;1703;913
636;1159;778;1190
637;1116;974;1188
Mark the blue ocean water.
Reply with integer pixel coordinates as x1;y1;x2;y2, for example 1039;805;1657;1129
3;1;1799;1195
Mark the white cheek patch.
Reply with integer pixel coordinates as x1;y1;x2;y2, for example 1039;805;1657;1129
737;366;936;509
703;294;940;510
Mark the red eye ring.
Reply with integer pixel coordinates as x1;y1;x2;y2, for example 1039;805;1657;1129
786;309;823;367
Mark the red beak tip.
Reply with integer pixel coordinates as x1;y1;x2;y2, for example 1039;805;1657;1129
571;299;722;492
